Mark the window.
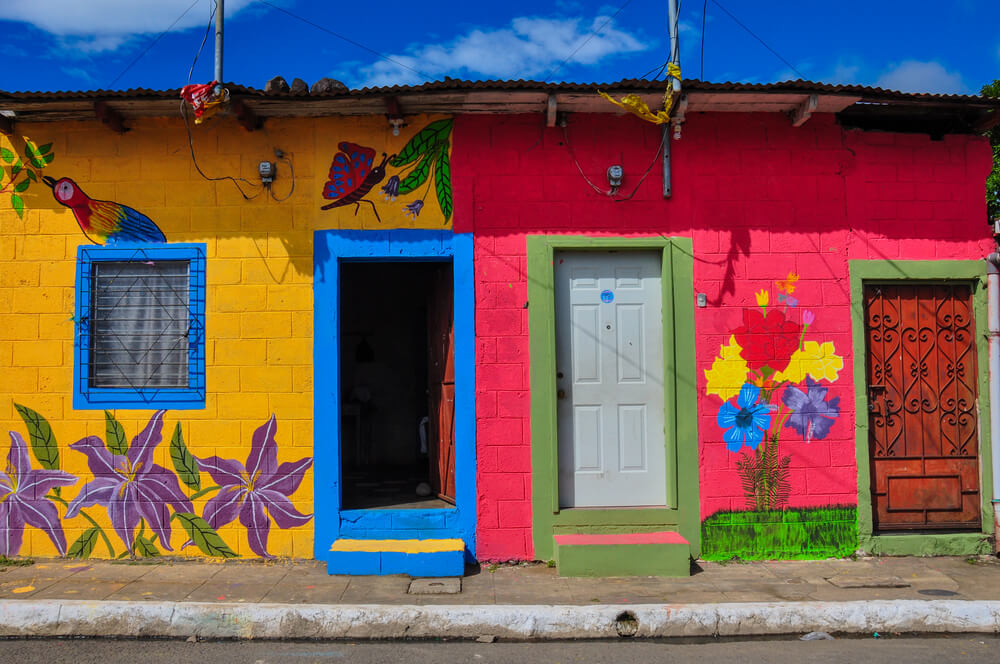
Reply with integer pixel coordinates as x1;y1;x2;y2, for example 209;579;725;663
74;244;206;409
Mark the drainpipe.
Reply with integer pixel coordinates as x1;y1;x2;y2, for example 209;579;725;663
986;251;1000;552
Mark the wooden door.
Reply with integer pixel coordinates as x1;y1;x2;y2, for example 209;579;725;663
427;263;456;503
865;283;981;531
554;251;666;508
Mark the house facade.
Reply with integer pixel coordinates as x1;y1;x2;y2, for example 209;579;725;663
0;81;997;575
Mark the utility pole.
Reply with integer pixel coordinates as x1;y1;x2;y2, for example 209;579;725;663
214;0;224;91
663;0;681;198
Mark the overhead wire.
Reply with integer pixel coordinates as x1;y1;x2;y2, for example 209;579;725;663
105;0;203;88
188;0;217;83
709;0;805;79
544;0;635;82
181;100;263;200
254;0;432;82
700;0;708;80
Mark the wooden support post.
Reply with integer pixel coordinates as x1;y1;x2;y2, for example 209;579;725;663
0;113;12;137
94;102;128;134
231;98;261;131
789;94;818;127
546;94;558;128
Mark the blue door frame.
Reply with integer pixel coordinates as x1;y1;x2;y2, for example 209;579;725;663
313;230;477;561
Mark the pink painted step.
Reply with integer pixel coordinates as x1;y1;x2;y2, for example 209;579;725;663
554;531;688;546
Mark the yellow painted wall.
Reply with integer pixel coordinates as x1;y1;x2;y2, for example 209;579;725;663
0;113;451;560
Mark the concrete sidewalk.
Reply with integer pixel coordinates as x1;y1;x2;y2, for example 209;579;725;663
2;555;1000;639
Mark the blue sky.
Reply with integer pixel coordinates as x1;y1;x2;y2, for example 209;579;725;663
0;0;997;94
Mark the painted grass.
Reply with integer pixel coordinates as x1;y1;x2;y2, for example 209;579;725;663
701;506;858;561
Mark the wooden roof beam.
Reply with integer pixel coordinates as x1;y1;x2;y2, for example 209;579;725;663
231;98;262;131
94;101;128;133
0;113;12;136
789;94;818;127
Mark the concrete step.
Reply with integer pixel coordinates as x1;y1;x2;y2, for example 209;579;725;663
328;538;464;577
553;531;691;577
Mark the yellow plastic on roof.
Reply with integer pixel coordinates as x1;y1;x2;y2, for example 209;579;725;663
599;63;681;125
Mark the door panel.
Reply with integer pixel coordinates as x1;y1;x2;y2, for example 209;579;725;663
555;251;666;508
865;283;981;531
427;264;456;503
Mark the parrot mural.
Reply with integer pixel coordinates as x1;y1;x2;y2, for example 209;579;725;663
42;175;166;244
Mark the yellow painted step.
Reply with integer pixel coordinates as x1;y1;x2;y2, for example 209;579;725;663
330;538;464;554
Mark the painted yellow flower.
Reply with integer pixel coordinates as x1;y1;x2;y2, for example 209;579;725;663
776;272;800;294
777;341;844;383
755;290;769;308
705;336;749;401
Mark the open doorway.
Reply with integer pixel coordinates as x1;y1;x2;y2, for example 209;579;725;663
339;261;456;510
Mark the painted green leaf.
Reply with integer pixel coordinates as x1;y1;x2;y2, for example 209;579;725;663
67;527;100;559
171;513;240;558
397;153;433;195
24;169;36;182
28;155;45;169
104;411;128;456
389;118;453;167
170;422;201;491
42;152;54;165
23;139;37;156
11;158;22;176
135;535;161;558
10;193;23;217
13;178;29;193
13;403;59;469
37;142;53;155
0;147;13;163
435;145;453;222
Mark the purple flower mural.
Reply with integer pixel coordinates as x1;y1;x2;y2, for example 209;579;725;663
782;376;841;443
66;410;193;554
197;415;312;558
0;432;77;556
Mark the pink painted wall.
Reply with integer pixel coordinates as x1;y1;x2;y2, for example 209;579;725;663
452;111;994;561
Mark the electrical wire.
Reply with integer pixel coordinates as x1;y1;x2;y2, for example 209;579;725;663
561;123;665;201
105;0;203;88
188;0;217;83
709;0;805;79
180;100;263;200
268;152;295;202
700;0;708;80
544;0;635;82
255;0;432;82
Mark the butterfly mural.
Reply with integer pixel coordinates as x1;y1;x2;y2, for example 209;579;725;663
321;142;393;223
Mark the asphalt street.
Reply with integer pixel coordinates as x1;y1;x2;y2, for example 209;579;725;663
1;637;999;663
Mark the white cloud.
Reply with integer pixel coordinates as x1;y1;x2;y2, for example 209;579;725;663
874;60;968;94
353;15;649;87
0;0;255;39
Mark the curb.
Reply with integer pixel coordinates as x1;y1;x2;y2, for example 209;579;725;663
3;600;1000;639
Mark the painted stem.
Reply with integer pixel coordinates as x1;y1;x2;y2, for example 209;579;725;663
47;493;116;558
189;485;221;501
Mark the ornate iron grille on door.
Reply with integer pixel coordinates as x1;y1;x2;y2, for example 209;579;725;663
864;283;981;531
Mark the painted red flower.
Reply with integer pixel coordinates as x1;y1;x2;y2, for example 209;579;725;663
732;308;802;373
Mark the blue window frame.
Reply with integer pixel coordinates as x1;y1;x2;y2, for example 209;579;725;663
74;243;206;409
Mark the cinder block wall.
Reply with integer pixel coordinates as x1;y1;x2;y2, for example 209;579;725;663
0;114;447;559
455;112;994;561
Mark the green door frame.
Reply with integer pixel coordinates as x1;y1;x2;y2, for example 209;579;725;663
850;259;994;555
527;235;700;560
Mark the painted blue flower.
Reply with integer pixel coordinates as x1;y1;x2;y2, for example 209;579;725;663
717;383;773;452
381;175;400;202
782;376;840;442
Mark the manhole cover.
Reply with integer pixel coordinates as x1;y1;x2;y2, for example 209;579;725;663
408;578;462;594
918;588;959;597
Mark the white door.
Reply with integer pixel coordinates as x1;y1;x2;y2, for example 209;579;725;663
554;251;666;508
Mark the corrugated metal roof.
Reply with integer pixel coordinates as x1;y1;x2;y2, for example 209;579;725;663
3;78;998;104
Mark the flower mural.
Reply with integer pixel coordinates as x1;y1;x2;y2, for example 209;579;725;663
0;432;77;557
198;415;313;559
704;272;844;510
2;406;312;560
67;411;193;554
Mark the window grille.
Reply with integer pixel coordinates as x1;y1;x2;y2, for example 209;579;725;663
74;244;206;409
